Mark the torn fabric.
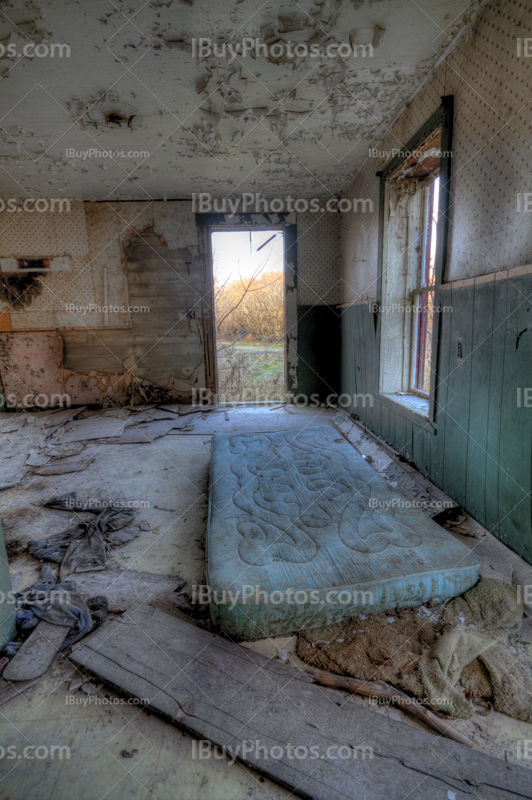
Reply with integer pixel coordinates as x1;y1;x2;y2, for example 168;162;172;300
28;494;137;579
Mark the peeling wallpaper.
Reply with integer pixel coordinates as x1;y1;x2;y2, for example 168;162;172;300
0;200;340;337
340;0;532;301
0;202;210;404
0;201;201;329
0;201;94;327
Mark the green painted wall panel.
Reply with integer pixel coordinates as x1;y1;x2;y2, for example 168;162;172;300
485;278;508;537
497;277;532;562
381;401;390;443
442;285;474;508
466;281;494;525
431;292;453;490
421;428;431;477
412;423;423;471
339;276;532;564
395;414;407;458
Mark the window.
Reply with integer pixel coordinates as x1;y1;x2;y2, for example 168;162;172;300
377;98;452;418
411;175;439;396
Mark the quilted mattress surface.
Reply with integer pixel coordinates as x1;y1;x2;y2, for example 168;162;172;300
206;426;480;640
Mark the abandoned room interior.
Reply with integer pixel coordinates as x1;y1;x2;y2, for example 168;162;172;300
0;0;531;798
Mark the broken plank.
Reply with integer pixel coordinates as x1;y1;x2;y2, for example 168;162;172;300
177;405;218;416
58;416;128;443
70;606;530;800
119;418;189;443
3;622;70;681
124;408;179;425
35;459;94;475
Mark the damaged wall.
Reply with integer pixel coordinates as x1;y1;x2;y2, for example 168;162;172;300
0;201;210;406
338;0;532;562
0;199;341;405
0;201;91;329
62;222;207;402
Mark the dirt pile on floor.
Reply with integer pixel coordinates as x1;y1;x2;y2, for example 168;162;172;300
297;579;532;722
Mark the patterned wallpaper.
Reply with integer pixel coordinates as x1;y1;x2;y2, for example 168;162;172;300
296;209;342;305
340;0;532;303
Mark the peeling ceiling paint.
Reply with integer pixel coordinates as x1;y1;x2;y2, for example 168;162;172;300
0;0;480;200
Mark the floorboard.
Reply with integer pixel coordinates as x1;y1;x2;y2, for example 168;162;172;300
70;606;531;800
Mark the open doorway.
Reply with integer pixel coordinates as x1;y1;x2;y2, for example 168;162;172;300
211;229;285;403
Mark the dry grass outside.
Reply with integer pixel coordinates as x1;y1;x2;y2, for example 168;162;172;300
215;271;283;342
216;347;284;403
214;268;285;401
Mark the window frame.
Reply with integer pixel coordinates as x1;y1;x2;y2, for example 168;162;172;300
375;95;454;424
409;175;439;396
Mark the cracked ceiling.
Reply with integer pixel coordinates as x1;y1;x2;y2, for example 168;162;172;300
0;0;479;200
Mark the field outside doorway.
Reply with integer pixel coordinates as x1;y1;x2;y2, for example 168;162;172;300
212;229;285;403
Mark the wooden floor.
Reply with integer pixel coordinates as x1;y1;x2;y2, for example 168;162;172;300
1;406;531;800
71;606;532;800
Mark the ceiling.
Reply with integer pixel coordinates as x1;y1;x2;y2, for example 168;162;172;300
0;0;479;201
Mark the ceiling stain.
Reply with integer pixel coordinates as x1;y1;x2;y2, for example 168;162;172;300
0;0;484;200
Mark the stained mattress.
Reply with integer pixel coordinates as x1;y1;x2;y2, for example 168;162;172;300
206;426;480;640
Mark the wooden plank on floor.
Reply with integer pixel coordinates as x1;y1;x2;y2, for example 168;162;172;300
3;622;70;681
70;606;530;800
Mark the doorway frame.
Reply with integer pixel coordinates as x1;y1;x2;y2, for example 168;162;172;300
196;213;298;403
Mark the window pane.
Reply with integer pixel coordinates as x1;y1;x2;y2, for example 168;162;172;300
414;290;434;394
421;176;439;287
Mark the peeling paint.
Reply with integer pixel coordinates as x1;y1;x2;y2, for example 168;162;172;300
0;0;479;199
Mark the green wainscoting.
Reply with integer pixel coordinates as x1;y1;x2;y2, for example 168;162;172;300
340;275;532;563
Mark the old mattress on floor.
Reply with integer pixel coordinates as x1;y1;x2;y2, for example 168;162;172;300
206;426;480;640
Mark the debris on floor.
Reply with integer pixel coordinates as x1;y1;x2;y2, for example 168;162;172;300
27;492;139;578
297;578;532;723
4;564;92;650
303;665;473;746
119;417;192;442
34;459;94;476
1;564;95;680
3;622;72;682
332;410;457;517
73;569;186;613
2;403;531;788
57;413;129;443
433;506;478;537
69;605;532;799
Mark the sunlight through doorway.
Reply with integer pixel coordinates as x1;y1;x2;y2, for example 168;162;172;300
211;229;285;403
